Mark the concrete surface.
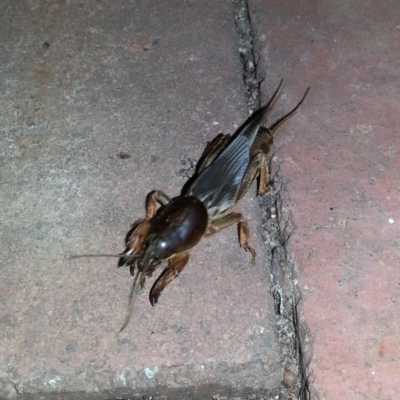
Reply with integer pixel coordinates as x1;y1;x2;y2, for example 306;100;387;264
251;0;400;399
3;0;398;399
0;1;282;399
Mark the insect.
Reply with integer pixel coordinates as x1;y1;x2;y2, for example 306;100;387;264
73;80;309;331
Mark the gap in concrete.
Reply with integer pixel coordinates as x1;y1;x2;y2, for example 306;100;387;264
232;1;313;399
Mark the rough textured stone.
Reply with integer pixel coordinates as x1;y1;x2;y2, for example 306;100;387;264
0;1;281;399
251;0;400;398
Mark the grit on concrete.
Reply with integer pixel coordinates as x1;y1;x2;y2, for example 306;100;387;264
0;1;283;399
251;0;400;399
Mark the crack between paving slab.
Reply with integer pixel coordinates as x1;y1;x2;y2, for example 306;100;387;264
232;1;313;399
232;0;262;112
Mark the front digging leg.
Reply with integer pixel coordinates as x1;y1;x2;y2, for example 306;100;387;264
145;190;171;219
206;212;256;263
149;252;190;306
120;191;171;269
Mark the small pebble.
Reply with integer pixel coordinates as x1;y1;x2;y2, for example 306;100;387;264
389;218;394;224
246;60;254;71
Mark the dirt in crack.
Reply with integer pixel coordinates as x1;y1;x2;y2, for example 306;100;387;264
259;177;312;400
233;1;313;398
233;0;262;111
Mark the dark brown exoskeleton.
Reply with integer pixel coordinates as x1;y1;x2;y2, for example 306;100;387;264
74;81;309;331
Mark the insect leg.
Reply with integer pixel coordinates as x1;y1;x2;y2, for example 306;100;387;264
206;212;256;263
257;155;269;195
145;190;171;219
149;252;190;306
238;219;256;264
235;152;266;200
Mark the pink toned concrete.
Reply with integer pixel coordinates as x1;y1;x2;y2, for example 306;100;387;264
251;0;400;398
0;1;281;399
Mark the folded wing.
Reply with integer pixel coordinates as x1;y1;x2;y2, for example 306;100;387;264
187;81;283;217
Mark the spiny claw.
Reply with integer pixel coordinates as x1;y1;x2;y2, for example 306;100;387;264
118;219;152;268
149;252;189;306
149;289;160;306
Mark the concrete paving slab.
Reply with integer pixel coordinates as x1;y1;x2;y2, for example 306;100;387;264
251;0;400;398
0;1;282;399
